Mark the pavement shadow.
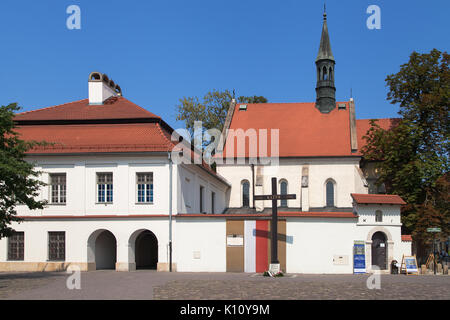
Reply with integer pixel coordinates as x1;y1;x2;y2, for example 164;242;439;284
0;272;66;281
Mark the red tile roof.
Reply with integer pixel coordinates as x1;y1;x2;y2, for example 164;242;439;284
222;102;353;158
401;235;413;242
356;118;400;155
220;102;399;158
351;193;406;205
17;123;176;154
14;97;172;153
15;97;160;121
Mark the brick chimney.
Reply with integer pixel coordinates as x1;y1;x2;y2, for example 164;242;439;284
88;72;122;105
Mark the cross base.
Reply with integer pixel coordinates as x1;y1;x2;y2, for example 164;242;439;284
269;263;281;274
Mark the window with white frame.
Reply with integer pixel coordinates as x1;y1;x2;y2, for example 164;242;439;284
50;173;66;204
136;173;153;203
97;173;113;203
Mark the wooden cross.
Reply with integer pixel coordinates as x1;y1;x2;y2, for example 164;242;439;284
254;177;296;267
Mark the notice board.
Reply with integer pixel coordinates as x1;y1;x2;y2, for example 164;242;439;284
353;241;366;274
400;255;419;275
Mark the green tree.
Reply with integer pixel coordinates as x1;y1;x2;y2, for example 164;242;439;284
176;89;268;138
361;49;449;240
0;103;48;239
414;173;449;243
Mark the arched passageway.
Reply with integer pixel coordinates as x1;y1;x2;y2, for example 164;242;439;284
88;230;117;270
130;230;158;270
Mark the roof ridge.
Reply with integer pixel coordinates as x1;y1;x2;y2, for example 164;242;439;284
352;193;401;197
236;101;349;106
356;117;400;121
16;98;88;116
18;122;160;129
119;97;161;118
155;122;175;149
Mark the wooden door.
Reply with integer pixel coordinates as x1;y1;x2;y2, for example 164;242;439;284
371;232;387;270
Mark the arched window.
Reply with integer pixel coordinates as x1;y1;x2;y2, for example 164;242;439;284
326;180;335;207
323;66;328;80
242;180;250;207
375;210;383;222
280;180;288;207
329;67;333;81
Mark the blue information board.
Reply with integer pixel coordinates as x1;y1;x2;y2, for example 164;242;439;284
353;241;366;274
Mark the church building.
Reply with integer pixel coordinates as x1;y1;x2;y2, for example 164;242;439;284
0;11;412;274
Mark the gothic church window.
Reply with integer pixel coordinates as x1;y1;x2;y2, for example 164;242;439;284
242;180;250;207
280;180;288;207
326;180;335;207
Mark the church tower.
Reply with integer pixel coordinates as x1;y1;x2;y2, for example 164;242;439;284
315;8;336;113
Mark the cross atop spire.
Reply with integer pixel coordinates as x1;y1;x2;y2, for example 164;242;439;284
316;7;334;62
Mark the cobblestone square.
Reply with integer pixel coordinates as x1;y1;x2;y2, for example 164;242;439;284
1;271;449;300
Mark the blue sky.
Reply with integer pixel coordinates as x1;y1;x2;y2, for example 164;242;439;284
0;0;448;129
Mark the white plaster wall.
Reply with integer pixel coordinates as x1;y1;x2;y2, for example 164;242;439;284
174;219;226;272
352;204;409;270
355;204;402;225
307;160;359;208
244;220;256;273
399;241;412;257
217;157;363;209
286;204;407;273
16;155;171;216
286;218;357;274
354;166;369;194
0;218;170;265
16;155;226;217
216;164;253;208
178;164;228;214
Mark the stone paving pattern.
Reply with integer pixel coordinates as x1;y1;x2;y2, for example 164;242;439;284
1;271;449;300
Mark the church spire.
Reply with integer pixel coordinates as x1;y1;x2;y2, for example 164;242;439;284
315;6;336;113
316;5;334;62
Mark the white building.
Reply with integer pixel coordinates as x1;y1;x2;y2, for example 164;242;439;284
0;72;230;272
0;11;412;274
